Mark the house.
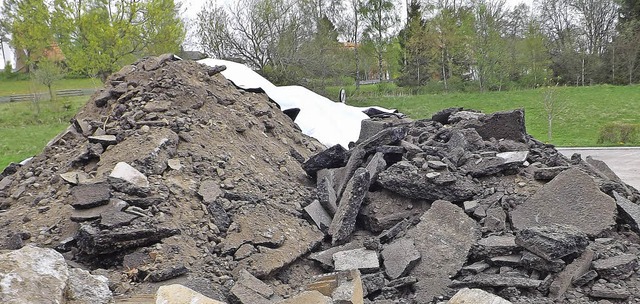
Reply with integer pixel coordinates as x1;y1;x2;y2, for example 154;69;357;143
14;41;65;73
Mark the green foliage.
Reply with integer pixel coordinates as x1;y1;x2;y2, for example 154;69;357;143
52;0;184;80
1;0;53;72
31;59;66;101
598;122;640;144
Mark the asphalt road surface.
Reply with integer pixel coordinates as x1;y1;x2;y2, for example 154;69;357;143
558;147;640;191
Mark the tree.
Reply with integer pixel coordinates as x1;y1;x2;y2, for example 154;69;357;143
471;0;509;91
31;59;65;101
53;0;184;81
1;0;53;72
361;0;400;82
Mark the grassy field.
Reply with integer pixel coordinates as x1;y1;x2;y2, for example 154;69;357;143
0;78;102;96
348;84;640;147
0;96;89;168
1;84;639;169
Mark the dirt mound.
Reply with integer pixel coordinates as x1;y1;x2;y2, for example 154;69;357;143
0;55;325;297
3;55;640;304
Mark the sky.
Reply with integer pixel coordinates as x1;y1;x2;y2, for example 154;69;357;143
1;0;534;70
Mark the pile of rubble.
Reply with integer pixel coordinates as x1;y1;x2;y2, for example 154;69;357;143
1;55;640;304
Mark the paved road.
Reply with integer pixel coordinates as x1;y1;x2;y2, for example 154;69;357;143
557;147;640;191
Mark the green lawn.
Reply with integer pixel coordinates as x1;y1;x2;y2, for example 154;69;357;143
0;96;89;168
0;78;102;96
348;85;640;147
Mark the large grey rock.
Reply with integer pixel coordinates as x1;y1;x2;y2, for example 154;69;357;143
67;268;112;304
378;161;481;202
510;168;617;236
381;238;421;279
520;251;565;273
70;198;128;222
302;144;348;178
329;168;370;244
364;152;387;184
533;166;570;180
515;224;589;261
589;284;631;300
0;245;69;304
592;254;638;280
333;247;379;272
447;288;512;304
466;151;528;178
359;189;427;233
407;200;480;300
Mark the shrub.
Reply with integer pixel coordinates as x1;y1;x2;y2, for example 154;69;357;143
597;122;640;144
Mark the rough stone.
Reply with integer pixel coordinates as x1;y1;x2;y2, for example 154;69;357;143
70;198;128;222
331;270;364;304
329;168;370;244
67;268;112;304
378;161;481;202
515;224;589;261
207;200;231;232
572;270;597;287
309;241;362;270
304;200;332;232
447;288;512;304
381;238;421;279
470;109;527;143
470;235;519;261
460;261;490;276
533;166;569;180
377;218;411;243
76;224;180;255
589;284;631;300
99;210;139;229
613;191;640;234
333;247;379;272
548;249;594;299
156;284;226;304
484;204;507;232
407;200;480;300
359;189;427;233
0;245;69;304
230;269;275;304
317;169;338;215
364;152;387;184
60;171;92;185
71;182;111;209
108;162;149;190
198;179;223;204
361;272;385;296
147;264;189;282
592;254;638;280
510;168;617;236
520;251;565;273
302;144;348;178
88;135;118;145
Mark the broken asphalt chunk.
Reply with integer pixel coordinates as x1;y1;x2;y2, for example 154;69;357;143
515;224;589;261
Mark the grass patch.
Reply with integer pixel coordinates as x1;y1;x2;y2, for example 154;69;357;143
348;85;640;147
0;78;102;96
0;96;89;168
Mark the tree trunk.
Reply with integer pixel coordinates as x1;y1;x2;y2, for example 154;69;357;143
547;113;553;142
48;85;55;101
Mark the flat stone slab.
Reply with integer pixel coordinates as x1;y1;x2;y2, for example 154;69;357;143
381;238;421;279
510;168;617;236
613;191;640;234
88;135;117;145
309;241;362;270
470;235;519;261
329;167;370;245
71;183;111;209
333;247;379;272
548;249;594;299
515;224;589;261
360;189;427;233
450;274;543;289
109;162;149;188
407;200;480;300
304;200;332;232
592;254;638;280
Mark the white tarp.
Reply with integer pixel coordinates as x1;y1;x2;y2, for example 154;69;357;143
198;58;395;149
